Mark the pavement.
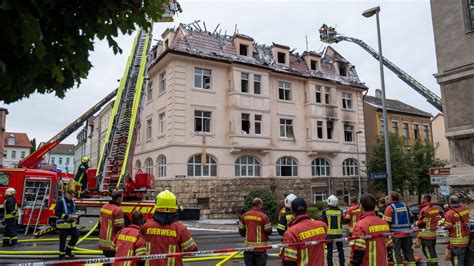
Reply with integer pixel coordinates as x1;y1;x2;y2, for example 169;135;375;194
0;220;455;265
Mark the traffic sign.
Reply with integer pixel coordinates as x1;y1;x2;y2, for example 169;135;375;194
439;181;451;197
430;175;447;185
371;172;387;180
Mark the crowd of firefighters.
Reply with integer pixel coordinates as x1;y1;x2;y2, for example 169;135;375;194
2;183;474;266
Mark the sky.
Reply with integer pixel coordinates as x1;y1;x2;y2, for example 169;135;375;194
2;0;440;145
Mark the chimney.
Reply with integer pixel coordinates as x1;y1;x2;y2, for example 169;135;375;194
375;89;382;99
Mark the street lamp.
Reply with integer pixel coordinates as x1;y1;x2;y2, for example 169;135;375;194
362;6;393;193
356;130;363;200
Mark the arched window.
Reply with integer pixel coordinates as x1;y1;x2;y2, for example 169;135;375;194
312;158;330;177
135;159;142;175
145;158;153;175
187;154;217;177
157;155;166;178
235;156;260;177
276;157;298;177
342;158;359;176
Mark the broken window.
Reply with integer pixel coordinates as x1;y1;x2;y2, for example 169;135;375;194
278;81;292;101
317;121;323;139
277;52;286;64
241;72;249;93
194;110;211;133
325;88;331;104
414;124;420;139
255;115;262;135
241;113;250;134
339;63;347;77
310;60;318;71
315;85;322;103
276;157;298;177
327;121;334;140
342;93;352;109
344;124;354;142
254;75;261;95
164;39;169;50
280;119;294;138
239;44;248;56
195;68;212;90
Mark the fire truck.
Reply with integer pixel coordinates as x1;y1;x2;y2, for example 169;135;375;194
0;1;184;233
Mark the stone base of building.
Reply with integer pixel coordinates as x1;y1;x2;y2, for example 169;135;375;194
152;177;365;219
447;166;474;201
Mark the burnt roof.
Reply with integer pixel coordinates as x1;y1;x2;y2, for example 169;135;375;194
365;95;432;118
150;24;367;89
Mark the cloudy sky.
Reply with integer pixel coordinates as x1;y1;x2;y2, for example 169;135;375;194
2;0;440;144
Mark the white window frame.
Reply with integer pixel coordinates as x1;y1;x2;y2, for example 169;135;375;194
194;67;212;90
342;92;352;110
315;85;322;103
7;137;14;145
344;124;354;142
159;72;166;93
159;113;165;135
276;156;298;177
312;158;331;177
280;119;294;138
254;75;261;95
21;151;26;159
241;72;249;93
145;158;153;175
312;189;327;204
146;118;152;141
157;155;166;178
11;150;16;159
235;155;261;177
194;110;212;133
187;154;217;177
278;81;292;101
343;158;359;176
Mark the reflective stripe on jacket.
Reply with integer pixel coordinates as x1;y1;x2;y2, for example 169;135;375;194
443;205;470;247
322;207;343;235
55;197;77;229
277;207;293;235
99;202;125;251
239;208;272;246
113;224;146;266
416;203;440;240
3;196;18;219
383;201;411;235
345;204;362;233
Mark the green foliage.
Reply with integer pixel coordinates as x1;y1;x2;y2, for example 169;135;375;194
30;138;36;153
243;189;279;223
0;0;172;103
367;134;446;199
310;201;328;211
307;207;320;220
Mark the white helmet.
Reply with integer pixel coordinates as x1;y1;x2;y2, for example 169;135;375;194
5;187;16;196
284;193;297;208
327;195;338;207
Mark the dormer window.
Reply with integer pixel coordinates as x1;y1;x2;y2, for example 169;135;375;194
277;52;286;64
310;60;318;71
339;63;348;77
7;136;15;145
239;44;248;56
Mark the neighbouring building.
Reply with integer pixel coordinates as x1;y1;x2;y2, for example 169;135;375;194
89;101;114;168
0;107;8;166
44;143;76;173
74;116;95;170
431;0;474;192
364;90;433;157
431;113;450;162
131;24;368;218
3;132;32;167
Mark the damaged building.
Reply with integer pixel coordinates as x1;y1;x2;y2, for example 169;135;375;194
132;23;368;218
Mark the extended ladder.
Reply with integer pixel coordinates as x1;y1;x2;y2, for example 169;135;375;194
96;28;152;192
24;183;50;235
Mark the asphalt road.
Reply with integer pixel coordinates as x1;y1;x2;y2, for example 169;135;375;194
0;229;453;265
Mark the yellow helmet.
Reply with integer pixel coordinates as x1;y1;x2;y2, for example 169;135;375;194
5;187;16;196
82;156;89;163
155;190;177;213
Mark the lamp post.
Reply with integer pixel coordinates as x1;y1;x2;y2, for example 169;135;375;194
362;6;393;193
356;130;363;200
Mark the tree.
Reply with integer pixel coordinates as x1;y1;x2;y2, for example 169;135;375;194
30;138;37;153
0;0;178;103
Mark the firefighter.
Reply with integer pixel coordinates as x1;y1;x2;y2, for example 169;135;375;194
383;191;415;266
281;198;327;266
277;193;297;236
141;190;197;266
349;193;392;266
441;195;470;266
55;189;79;259
377;196;388;218
2;187;18;247
321;195;345;266
74;156;89;198
113;210;147;266
239;198;273;266
99;190;125;257
344;196;362;236
415;194;440;266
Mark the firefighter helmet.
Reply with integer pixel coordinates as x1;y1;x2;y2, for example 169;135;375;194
82;156;89;163
327;195;338;207
5;187;16;196
155;190;177;213
284;193;297;208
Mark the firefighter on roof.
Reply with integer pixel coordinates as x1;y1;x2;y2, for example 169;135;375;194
277;193;297;236
383;191;415;266
74;156;89;198
2;187;18;247
239;197;273;266
55;189;79;259
281;197;327;266
113;210;147;266
345;196;362;236
350;193;393;266
415;194;440;266
141;190;197;266
321;195;345;266
99;190;125;257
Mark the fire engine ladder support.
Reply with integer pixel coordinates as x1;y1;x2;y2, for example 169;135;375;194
321;33;443;112
33;184;50;235
24;183;49;235
96;28;151;192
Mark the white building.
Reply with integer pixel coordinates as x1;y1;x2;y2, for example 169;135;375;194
44;143;76;173
3;132;32;167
